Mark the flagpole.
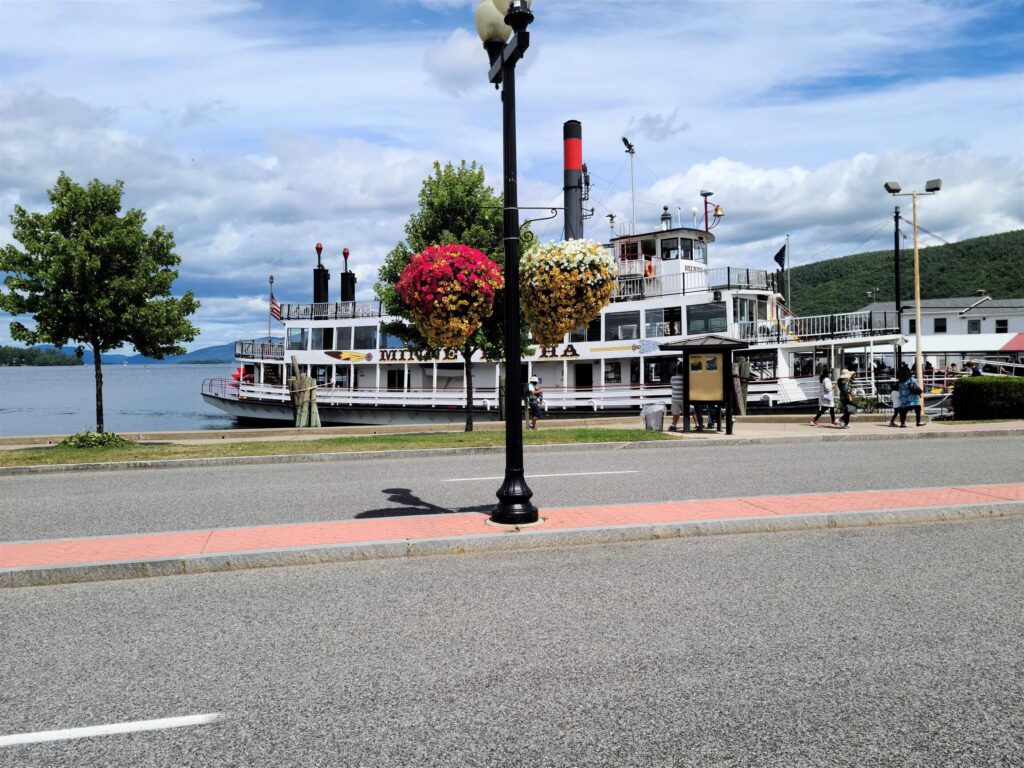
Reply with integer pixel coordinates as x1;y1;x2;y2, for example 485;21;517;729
785;234;791;307
268;274;274;344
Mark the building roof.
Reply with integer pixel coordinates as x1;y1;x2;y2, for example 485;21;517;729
856;297;1024;314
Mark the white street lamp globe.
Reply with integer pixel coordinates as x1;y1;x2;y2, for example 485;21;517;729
476;0;511;43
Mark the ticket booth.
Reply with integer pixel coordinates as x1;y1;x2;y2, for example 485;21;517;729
659;334;749;435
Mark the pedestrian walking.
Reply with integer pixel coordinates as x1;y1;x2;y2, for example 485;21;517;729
837;368;855;428
888;380;901;427
898;365;923;427
668;362;685;431
810;367;837;426
527;375;543;430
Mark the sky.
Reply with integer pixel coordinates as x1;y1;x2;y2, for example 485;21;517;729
1;0;1022;350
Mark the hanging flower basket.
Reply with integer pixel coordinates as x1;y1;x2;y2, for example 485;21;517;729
520;238;617;346
395;244;504;349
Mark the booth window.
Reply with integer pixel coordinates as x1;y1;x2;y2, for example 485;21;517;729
606;311;641;340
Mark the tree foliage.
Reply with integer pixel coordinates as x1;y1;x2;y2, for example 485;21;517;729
789;229;1024;316
0;344;82;366
375;160;530;430
0;173;199;431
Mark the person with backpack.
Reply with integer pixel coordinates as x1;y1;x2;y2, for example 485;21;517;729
810;366;837;427
897;364;923;427
837;368;855;429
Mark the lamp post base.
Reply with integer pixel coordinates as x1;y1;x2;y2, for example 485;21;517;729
492;469;538;525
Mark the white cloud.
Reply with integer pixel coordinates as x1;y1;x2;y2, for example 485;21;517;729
424;28;484;95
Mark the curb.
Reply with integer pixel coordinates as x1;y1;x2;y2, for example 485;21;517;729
1;427;1023;476
4;502;1022;588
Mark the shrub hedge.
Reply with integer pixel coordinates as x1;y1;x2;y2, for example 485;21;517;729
60;432;133;449
951;376;1024;420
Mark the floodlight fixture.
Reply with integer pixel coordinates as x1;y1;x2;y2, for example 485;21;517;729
884;181;901;194
925;178;942;193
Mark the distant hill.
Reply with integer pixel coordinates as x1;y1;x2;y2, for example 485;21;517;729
788;229;1023;316
26;340;269;366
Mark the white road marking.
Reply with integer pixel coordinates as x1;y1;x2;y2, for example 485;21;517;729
0;713;222;747
444;470;639;482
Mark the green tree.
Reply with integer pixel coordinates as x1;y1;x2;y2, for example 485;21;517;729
376;160;529;431
0;173;200;432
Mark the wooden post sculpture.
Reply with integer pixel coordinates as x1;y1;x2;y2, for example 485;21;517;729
287;355;321;428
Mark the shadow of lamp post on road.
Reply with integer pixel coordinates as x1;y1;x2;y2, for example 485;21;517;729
474;0;539;527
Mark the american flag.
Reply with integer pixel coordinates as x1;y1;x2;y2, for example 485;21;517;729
270;294;282;321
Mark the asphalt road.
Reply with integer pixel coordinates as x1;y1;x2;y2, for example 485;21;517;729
2;435;1023;541
2;517;1022;767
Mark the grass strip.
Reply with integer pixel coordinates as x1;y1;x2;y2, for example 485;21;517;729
0;428;670;467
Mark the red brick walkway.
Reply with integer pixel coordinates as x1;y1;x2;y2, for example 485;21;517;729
3;483;1022;571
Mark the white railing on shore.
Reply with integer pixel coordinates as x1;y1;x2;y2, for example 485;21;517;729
202;379;675;412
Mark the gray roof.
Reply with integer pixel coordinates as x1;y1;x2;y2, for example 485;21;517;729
856;297;1024;314
659;334;749;351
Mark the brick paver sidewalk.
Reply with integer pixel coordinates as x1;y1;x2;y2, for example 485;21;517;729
3;483;1022;571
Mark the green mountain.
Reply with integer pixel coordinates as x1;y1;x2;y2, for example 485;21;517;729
787;229;1024;316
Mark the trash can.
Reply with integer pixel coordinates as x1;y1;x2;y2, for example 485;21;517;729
641;404;666;431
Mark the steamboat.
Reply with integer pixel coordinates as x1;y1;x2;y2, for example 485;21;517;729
203;122;1013;426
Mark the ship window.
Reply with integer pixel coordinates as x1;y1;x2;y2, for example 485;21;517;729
311;328;334;350
265;365;283;386
386;369;407;390
996;319;1008;333
335;327;352;349
934;318;947;334
606;311;640;340
604;362;621;383
694;241;707;264
381;333;404;349
570;317;602;342
618;240;639;260
968;319;981;334
641;239;656;257
644;307;682;337
353;326;377;349
661;238;679;260
680;239;693;260
286;328;308;350
687;302;727;334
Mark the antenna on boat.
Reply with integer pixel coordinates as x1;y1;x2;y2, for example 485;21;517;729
606;213;616;242
622;136;636;232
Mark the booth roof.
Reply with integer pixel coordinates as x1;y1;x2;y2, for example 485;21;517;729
658;334;750;351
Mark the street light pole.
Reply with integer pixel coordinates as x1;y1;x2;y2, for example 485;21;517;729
477;0;538;526
885;179;941;424
893;206;902;371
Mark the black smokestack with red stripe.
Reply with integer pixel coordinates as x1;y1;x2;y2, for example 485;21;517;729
563;120;583;240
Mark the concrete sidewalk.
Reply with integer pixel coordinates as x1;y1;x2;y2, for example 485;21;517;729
4;483;1022;588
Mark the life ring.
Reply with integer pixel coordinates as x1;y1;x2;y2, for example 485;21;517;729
644;261;655;278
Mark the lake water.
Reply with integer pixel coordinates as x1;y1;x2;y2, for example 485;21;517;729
0;364;238;436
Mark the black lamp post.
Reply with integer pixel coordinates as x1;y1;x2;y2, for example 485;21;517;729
476;0;538;526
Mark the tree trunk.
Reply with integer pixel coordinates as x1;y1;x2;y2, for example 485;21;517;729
463;342;474;433
93;343;104;433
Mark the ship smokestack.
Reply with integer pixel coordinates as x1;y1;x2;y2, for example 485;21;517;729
313;242;330;303
339;247;357;303
563;120;583;240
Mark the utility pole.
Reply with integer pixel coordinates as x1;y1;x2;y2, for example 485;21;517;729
894;206;902;370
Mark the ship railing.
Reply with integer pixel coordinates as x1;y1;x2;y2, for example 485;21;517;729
612;266;776;302
234;340;284;360
203;378;681;411
280;301;383;321
734;311;902;345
